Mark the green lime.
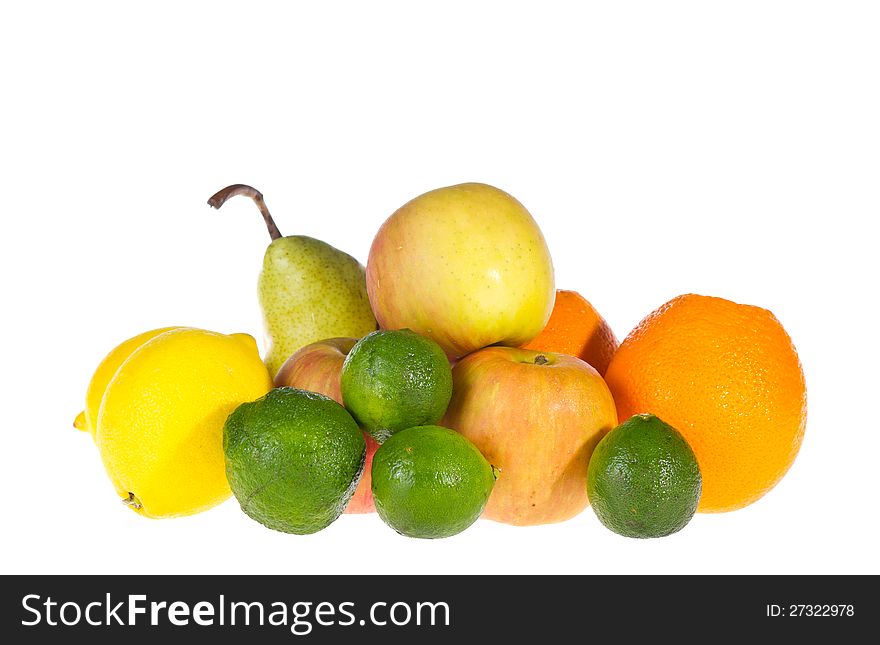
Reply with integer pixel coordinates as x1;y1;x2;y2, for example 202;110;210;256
587;414;702;539
340;329;453;442
223;387;365;534
371;425;496;539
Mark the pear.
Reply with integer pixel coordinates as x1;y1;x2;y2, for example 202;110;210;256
209;184;377;376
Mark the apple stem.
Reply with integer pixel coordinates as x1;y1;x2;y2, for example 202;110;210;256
534;354;549;365
122;492;143;510
207;184;283;241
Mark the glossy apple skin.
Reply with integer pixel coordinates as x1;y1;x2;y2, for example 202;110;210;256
344;436;379;513
274;338;377;513
442;346;618;525
274;337;355;403
366;183;555;359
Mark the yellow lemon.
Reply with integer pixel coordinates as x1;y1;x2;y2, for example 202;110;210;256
94;328;273;518
74;327;180;438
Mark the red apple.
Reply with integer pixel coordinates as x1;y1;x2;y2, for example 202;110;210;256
442;346;618;526
343;436;379;514
275;337;354;403
275;338;377;514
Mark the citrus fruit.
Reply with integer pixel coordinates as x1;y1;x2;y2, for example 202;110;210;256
341;329;453;442
604;294;807;513
95;328;273;518
588;414;702;538
223;387;366;534
371;425;496;539
74;327;180;437
521;290;618;375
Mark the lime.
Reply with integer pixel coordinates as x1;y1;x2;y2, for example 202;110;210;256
587;414;701;538
223;387;365;534
340;329;453;442
371;425;496;539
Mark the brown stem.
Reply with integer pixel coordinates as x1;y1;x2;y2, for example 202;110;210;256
534;354;549;365
207;184;283;241
122;492;143;510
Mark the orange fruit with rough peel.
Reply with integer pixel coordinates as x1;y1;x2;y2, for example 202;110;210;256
521;290;618;375
604;294;807;513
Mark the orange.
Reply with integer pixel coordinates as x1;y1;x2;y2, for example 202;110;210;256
521;290;618;375
604;294;806;513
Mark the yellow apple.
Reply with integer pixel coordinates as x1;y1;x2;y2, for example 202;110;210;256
366;183;555;359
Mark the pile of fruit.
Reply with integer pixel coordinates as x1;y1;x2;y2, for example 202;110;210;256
75;182;807;539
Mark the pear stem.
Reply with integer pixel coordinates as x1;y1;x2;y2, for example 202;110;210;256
208;184;283;241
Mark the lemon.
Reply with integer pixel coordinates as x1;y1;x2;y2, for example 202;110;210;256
74;327;180;438
93;328;273;518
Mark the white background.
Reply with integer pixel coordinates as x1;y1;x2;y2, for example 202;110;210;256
1;1;878;575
